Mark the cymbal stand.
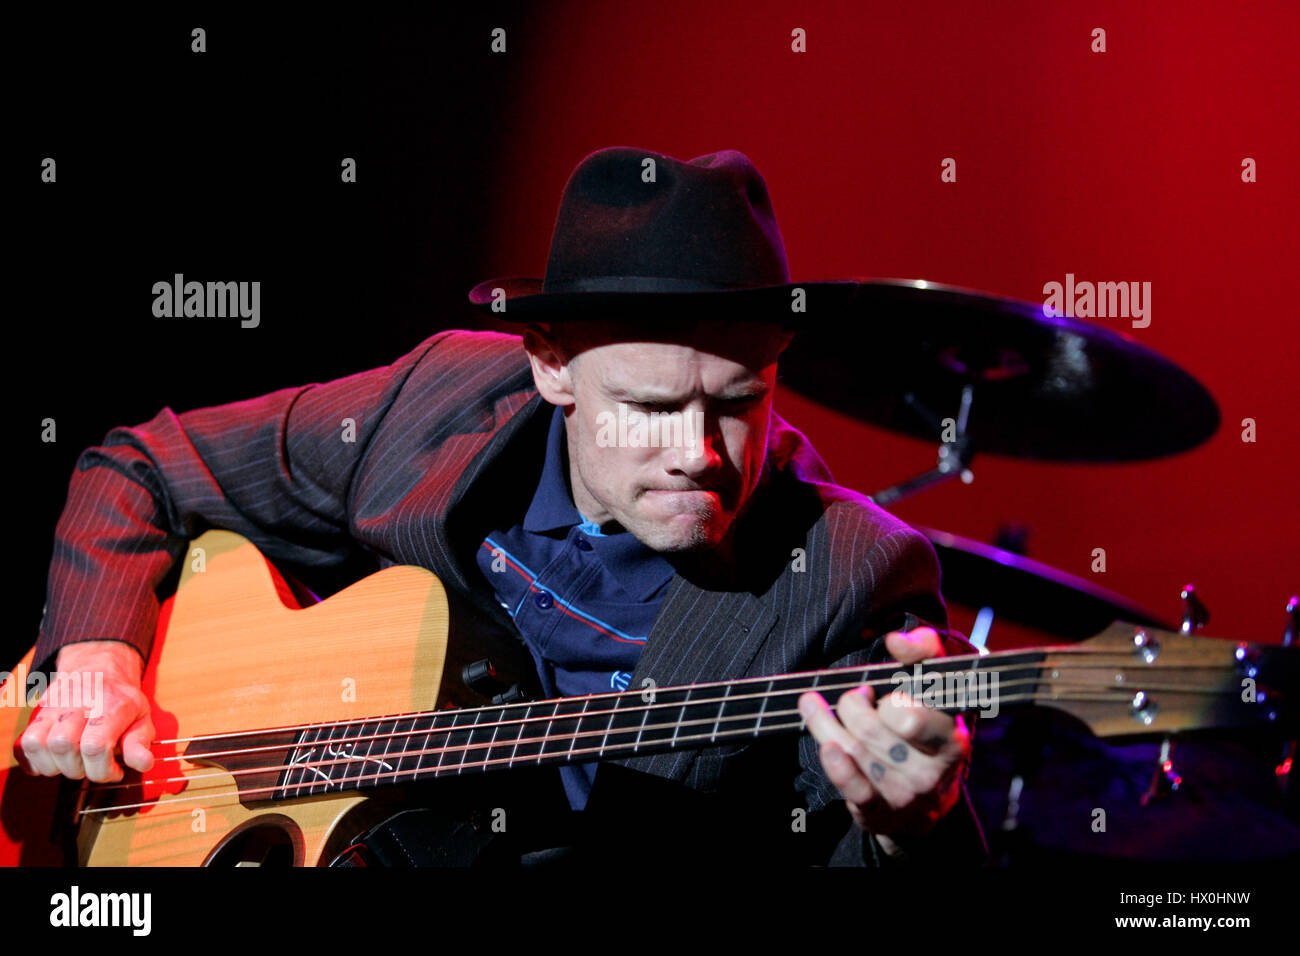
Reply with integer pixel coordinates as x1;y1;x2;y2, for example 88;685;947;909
870;385;976;507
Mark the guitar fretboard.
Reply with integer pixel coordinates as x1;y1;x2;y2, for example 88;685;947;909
247;651;1043;800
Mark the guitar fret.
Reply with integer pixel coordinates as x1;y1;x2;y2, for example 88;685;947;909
484;708;503;776
412;713;435;783
670;687;689;749
309;728;327;796
602;696;620;759
765;673;819;733
755;678;774;736
711;683;732;743
296;723;327;798
285;728;305;798
376;718;397;778
375;717;404;788
322;721;347;793
570;697;592;759
361;719;384;787
633;692;650;752
460;708;484;776
314;722;335;796
282;728;305;799
454;709;475;774
537;700;561;764
434;711;457;776
341;721;370;791
509;704;535;768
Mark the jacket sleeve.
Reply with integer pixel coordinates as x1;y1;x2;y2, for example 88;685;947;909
31;330;457;677
793;526;991;867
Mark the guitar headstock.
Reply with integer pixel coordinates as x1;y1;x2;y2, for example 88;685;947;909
1032;621;1298;740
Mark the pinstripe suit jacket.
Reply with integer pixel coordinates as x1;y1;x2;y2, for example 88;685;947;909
34;328;988;866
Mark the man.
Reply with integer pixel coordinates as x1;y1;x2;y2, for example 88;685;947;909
19;147;988;866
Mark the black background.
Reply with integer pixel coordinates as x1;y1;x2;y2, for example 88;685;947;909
13;7;530;662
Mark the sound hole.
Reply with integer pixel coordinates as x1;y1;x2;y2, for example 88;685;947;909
204;817;301;867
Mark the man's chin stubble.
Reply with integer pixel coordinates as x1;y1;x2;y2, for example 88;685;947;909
635;514;727;554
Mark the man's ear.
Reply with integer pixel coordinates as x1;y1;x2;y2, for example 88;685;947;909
522;323;576;406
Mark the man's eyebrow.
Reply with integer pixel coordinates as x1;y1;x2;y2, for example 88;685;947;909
603;381;769;403
719;381;770;399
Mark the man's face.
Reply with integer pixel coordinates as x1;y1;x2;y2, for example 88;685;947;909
526;318;791;554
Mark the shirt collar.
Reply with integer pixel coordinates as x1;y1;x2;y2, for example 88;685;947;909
523;404;584;533
522;405;674;601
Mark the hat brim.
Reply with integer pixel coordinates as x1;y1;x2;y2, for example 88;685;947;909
468;277;859;324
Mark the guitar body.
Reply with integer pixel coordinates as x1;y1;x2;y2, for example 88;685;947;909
0;530;531;867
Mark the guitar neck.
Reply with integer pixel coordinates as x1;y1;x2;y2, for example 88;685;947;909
184;650;1041;802
176;617;1294;806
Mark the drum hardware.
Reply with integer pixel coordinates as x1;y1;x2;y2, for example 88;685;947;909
918;525;1172;643
870;385;976;507
1277;596;1298;810
777;276;1294;857
1141;584;1210;804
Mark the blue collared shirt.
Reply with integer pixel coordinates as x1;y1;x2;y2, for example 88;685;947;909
475;405;675;810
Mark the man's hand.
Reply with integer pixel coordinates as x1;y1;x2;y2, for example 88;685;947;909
798;626;970;856
16;641;156;782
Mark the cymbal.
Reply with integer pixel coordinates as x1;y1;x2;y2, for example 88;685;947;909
917;525;1173;639
778;279;1220;461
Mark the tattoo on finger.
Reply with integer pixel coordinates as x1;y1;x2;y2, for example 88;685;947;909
889;743;908;763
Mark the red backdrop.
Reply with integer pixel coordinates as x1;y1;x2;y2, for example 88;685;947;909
476;0;1298;645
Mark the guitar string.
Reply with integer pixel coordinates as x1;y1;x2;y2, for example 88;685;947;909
85;652;1192;781
91;677;1233;803
81;690;1072;816
83;657;1239;794
149;667;1052;764
146;666;1233;771
79;681;1242;818
146;648;1036;745
78;678;1246;816
145;643;1220;748
100;673;1054;789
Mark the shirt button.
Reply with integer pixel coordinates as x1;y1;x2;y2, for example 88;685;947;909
534;589;554;609
574;536;593;552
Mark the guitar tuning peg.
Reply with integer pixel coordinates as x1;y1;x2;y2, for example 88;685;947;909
1180;583;1210;634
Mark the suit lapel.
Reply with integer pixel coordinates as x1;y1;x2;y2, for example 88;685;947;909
440;390;552;628
612;576;780;782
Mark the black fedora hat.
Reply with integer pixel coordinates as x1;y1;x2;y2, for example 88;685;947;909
468;146;857;324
